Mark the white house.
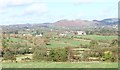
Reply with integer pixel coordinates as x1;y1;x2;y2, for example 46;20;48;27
23;34;32;37
59;33;67;37
76;31;86;35
36;34;43;37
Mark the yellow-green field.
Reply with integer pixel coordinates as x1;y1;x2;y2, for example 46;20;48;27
2;62;118;68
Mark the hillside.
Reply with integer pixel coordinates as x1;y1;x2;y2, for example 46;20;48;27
53;19;98;27
0;18;118;32
93;18;118;25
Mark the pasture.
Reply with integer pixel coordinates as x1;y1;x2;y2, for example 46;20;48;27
75;35;118;43
4;35;118;49
45;35;118;48
2;62;118;68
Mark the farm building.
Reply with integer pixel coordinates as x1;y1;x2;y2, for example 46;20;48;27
59;33;67;37
36;33;43;37
74;31;86;35
22;34;32;37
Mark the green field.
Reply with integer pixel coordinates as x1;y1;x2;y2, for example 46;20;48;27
75;35;118;42
8;37;28;43
45;38;89;48
45;35;118;48
2;62;118;68
6;35;118;48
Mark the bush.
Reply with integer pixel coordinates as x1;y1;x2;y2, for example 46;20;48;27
49;48;68;62
3;49;16;61
32;47;47;61
90;40;98;48
102;51;115;62
110;39;118;47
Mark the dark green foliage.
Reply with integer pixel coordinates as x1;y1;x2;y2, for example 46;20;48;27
33;47;47;61
3;49;16;61
15;30;18;34
89;51;102;58
18;47;31;54
18;48;26;55
110;39;118;47
90;40;98;47
49;48;68;62
2;39;8;48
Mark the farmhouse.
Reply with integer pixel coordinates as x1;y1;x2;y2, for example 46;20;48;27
36;33;43;37
74;31;86;35
59;33;67;37
23;34;32;37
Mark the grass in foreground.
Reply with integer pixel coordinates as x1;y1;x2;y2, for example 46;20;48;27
2;61;118;68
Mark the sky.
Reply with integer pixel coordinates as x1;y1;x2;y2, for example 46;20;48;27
0;0;119;25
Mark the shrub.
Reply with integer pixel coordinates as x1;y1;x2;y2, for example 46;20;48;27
3;49;16;61
32;47;47;61
110;39;118;47
90;40;98;48
102;51;115;62
49;48;68;62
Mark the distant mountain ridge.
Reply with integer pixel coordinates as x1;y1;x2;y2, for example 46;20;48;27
1;18;118;30
53;19;98;27
93;18;118;25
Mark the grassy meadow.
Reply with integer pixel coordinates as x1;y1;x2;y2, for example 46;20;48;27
45;35;118;48
5;35;118;48
2;62;118;68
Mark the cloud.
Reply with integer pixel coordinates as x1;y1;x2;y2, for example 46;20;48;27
14;3;48;16
0;0;34;14
22;3;48;15
0;0;48;16
0;0;33;7
0;0;48;25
